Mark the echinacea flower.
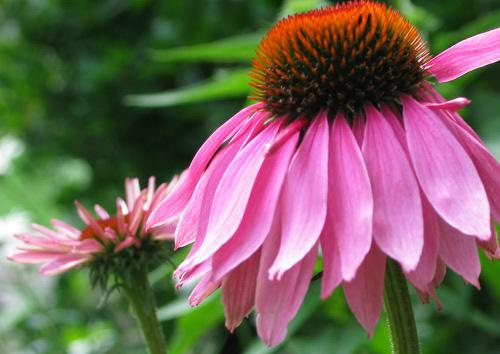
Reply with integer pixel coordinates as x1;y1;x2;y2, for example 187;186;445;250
147;1;500;346
9;176;181;286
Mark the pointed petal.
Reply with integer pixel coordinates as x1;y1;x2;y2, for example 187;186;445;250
362;105;423;271
39;254;89;275
405;199;439;291
477;221;500;260
424;97;471;111
402;96;490;238
343;244;386;336
269;113;328;279
426;28;500;82
188;274;220;306
211;132;298;281
443;117;500;222
432;258;447;288
221;250;260;332
192;122;281;265
147;103;262;228
256;217;318;347
329;114;373;281
9;251;66;264
319;217;342;299
174;121;258;270
438;218;481;288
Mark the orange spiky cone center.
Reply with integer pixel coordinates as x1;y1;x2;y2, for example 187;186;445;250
250;1;429;118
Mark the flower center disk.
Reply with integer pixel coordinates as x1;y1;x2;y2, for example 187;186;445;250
250;1;429;118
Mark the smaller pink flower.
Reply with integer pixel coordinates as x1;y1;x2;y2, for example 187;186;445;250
9;175;182;277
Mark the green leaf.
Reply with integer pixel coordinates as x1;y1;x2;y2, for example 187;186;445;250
280;0;327;17
124;68;251;108
432;10;500;52
150;33;261;64
168;294;224;354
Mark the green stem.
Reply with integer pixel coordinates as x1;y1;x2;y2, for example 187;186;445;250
384;259;420;354
122;267;167;354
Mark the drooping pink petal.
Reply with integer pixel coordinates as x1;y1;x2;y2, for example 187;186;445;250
405;199;439;292
343;244;386;336
362;105;423;271
39;254;89;275
328;114;373;281
351;114;365;146
191;121;281;266
221;250;260;332
319;215;342;299
441;116;500;222
477;221;500;260
402;95;490;239
174;121;260;271
174;171;211;249
188;274;221;307
424;97;471;111
269;113;328;279
426;28;500;82
432;258;447;289
150;222;177;241
147;103;263;229
438;218;481;288
211;132;298;281
256;214;318;347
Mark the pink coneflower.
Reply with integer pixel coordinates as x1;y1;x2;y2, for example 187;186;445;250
147;1;500;346
9;176;181;283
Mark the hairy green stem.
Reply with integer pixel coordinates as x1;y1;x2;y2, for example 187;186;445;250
122;267;167;354
384;259;420;354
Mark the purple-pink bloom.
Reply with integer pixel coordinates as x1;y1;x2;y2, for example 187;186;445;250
9;176;181;276
147;1;500;347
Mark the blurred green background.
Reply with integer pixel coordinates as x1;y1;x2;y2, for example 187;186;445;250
0;0;499;353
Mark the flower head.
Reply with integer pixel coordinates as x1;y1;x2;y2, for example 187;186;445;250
9;176;182;287
147;0;500;347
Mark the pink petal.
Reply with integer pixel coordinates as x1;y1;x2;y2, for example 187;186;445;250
402;95;490;239
477;221;500;260
343;244;386;336
405;199;439;292
328;114;373;281
221;250;260;332
50;219;80;239
256;215;318;347
432;258;447;289
174;171;211;249
191;121;281;265
147;103;262;229
426;28;500;82
125;178;141;211
174;126;257;275
8;251;66;264
39;254;89;275
442;117;500;222
438;218;481;288
151;222;177;241
188;274;220;307
362;105;423;271
424;97;471;111
319;215;342;299
351;115;365;146
269;113;328;279
211;132;298;281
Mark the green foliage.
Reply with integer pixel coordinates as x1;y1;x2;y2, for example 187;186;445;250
0;0;499;353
